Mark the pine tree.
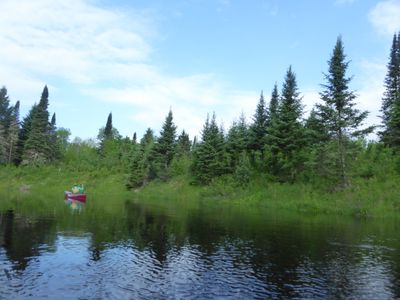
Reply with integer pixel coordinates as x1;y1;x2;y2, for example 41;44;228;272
155;110;177;166
0;86;11;131
176;130;191;156
191;113;226;184
15;103;38;165
226;112;248;172
316;37;373;188
22;86;51;165
269;83;280;124
6;101;20;164
104;112;113;140
0;123;6;164
380;32;400;147
0;87;11;163
132;132;137;144
49;113;60;161
248;91;268;159
267;66;305;182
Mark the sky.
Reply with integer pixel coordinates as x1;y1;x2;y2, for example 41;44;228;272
0;0;400;141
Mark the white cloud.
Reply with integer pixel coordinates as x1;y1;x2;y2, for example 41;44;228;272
0;0;257;139
369;0;400;36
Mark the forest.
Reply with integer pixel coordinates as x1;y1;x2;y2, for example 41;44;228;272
1;35;400;215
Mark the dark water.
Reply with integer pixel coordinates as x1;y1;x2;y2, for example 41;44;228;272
1;200;400;299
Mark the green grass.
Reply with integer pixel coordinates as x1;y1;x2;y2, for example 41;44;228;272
1;165;400;220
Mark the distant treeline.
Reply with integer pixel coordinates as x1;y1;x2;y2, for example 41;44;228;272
1;35;400;191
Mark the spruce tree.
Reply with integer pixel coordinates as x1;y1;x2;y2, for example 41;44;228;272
0;86;11;130
226;112;248;172
23;86;51;165
380;32;400;147
15;103;38;165
267;66;305;182
176;130;191;156
316;37;373;188
0;87;11;163
248;91;268;159
104;112;113;140
0;123;6;163
6;101;20;164
49;113;60;161
269;83;280;124
154;110;177;166
191;113;225;184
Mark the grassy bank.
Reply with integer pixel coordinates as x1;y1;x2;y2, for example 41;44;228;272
131;173;400;219
1;166;400;219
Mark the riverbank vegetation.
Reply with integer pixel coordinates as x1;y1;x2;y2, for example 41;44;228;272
1;35;400;218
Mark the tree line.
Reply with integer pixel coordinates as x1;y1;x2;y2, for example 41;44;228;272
1;36;399;191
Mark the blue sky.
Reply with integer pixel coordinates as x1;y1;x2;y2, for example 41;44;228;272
0;0;399;141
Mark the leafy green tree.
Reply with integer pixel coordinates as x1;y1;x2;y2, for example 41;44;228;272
267;66;305;182
191;113;226;184
380;32;400;147
56;127;71;155
316;37;373;188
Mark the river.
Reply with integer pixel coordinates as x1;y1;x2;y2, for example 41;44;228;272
1;199;400;299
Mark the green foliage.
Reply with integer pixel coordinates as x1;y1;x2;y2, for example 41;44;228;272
234;152;251;188
22;86;53;165
316;37;373;188
248;91;268;158
267;66;305;182
380;32;400;147
226;113;248;172
191;113;226;184
176;130;191;156
104;112;113;140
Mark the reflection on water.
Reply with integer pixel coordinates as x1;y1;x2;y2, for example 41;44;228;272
1;201;400;299
65;199;85;213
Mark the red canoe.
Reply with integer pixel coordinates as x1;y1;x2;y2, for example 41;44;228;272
64;191;87;202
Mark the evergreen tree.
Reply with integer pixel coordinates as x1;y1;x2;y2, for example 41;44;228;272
248;91;268;159
0;123;6;163
22;86;52;165
269;83;280;124
49;112;60;161
380;32;400;147
149;110;177;180
191;113;225;184
176;130;191;156
6;101;20;164
104;112;113;140
133;132;137;144
155;110;177;166
0;87;11;163
15;103;38;165
0;86;11;131
267;66;305;182
316;37;373;188
226;112;248;172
